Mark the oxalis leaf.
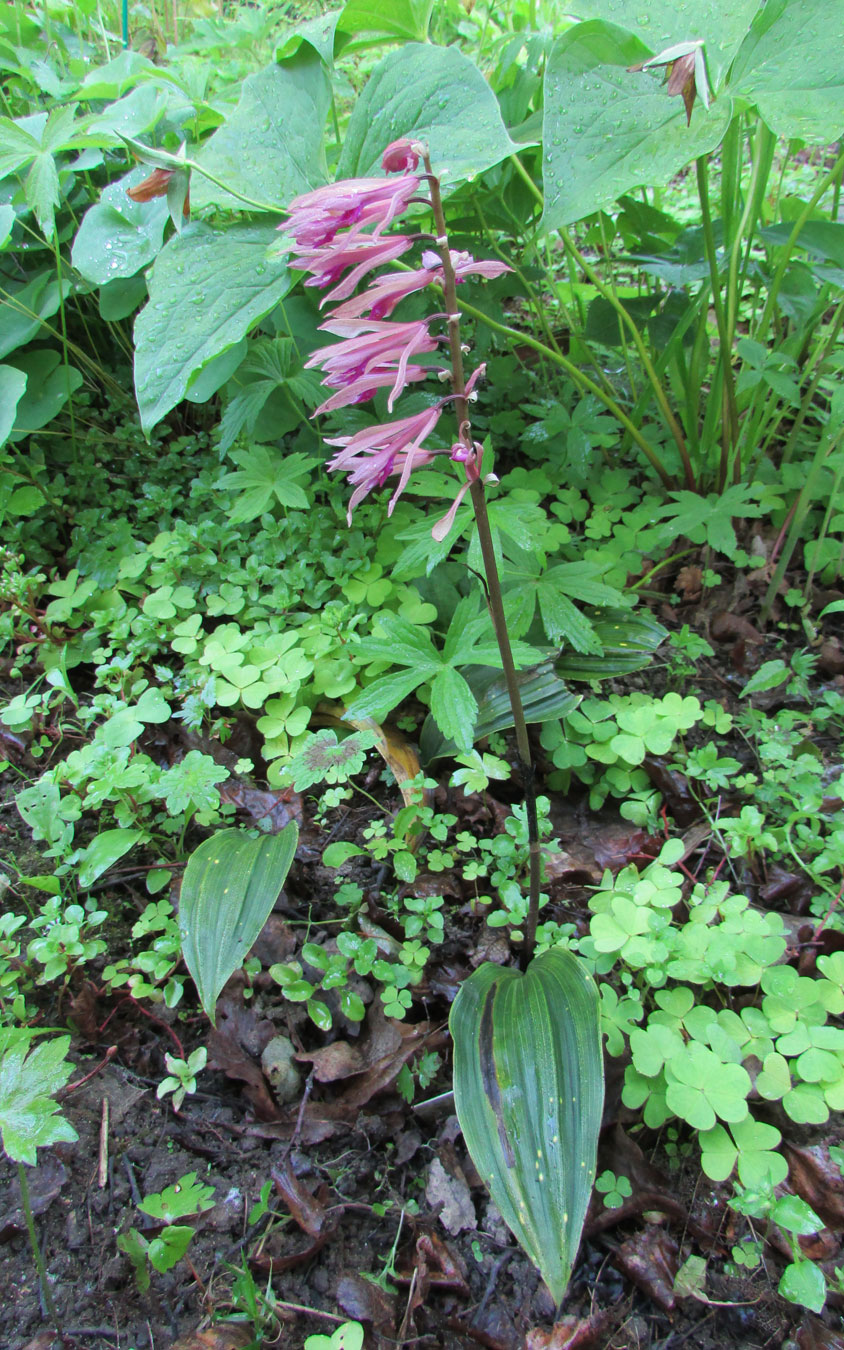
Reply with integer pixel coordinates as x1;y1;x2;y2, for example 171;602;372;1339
451;948;604;1304
179;825;298;1024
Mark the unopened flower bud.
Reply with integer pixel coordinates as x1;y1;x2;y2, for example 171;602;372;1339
382;139;421;173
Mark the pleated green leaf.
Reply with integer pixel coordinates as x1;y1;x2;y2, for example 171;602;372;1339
451;948;604;1305
179;825;298;1024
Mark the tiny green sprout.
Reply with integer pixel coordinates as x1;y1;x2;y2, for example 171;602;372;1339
449;749;511;795
595;1170;632;1209
156;1046;207;1110
305;1321;364;1350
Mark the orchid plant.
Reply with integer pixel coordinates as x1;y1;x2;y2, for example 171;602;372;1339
279;143;604;1307
279;138;545;959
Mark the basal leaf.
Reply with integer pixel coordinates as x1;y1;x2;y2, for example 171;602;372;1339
338;43;520;184
134;222;293;433
179;824;298;1023
451;948;604;1304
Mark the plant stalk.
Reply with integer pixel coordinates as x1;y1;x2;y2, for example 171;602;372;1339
424;153;541;963
18;1162;62;1335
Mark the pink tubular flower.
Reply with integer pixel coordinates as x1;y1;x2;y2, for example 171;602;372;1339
291;234;413;302
305;319;438;413
282;175;419;249
333;250;513;321
326;406;444;520
382;138;421;173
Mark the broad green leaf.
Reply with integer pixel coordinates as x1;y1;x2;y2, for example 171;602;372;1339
338;43;520;185
86;84;170;139
429;666;477;752
191;54;330;213
99;274;147;321
25;150;59;238
338;0;433;42
421;662;580;763
0;1030;79;1165
542;22;731;229
0;365;27;447
275;11;340;63
78;828;146;888
133;222;293;433
729;0;844;142
0;271;66;359
343;668;429;724
7;349;83;438
566;0;761;85
0;204;15;246
79;50;154;100
72;168;169;285
451;948;604;1304
555;609;667;680
217;447;315;522
179;824;298;1023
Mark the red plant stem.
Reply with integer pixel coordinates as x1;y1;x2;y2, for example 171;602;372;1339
424;152;541;965
98;994;185;1058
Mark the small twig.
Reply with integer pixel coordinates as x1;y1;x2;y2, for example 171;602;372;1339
98;1097;109;1189
280;1069;315;1165
62;1044;117;1096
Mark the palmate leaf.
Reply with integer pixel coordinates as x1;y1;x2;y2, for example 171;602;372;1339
179;825;298;1023
0;1029;79;1165
216;447;316;523
451;948;604;1304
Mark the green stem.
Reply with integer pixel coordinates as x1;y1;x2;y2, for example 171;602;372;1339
18;1162;62;1335
754;145;844;344
425;154;541;964
695;155;738;487
50;230;78;463
557;226;695;487
458;297;674;488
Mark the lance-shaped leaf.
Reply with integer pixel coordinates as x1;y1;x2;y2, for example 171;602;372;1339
179;824;298;1023
451;948;604;1304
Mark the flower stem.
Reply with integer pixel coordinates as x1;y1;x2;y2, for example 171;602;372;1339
424;152;541;963
18;1162;63;1334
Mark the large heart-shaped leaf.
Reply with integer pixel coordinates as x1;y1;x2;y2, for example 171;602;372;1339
133;221;293;433
191;53;330;213
451;947;604;1304
728;0;844;142
338;0;433;43
0;365;27;447
179;824;298;1023
542;21;731;229
72;167;168;285
566;0;761;85
338;43;520;185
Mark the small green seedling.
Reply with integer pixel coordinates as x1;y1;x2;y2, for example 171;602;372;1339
118;1171;215;1292
595;1170;632;1209
304;1323;364;1350
156;1046;207;1109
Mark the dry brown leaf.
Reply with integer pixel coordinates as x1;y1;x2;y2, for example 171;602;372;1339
614;1225;679;1310
207;1029;280;1122
710;610;764;644
525;1310;616;1350
218;779;302;829
786;1145;844;1231
337;1271;397;1334
271;1161;330;1237
166;1329;252;1350
296;1040;365;1083
426;1157;477;1236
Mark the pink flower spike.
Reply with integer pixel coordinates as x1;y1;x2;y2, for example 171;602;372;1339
331;263;441;321
326;406;442;518
313;364;429;415
382;138;421;173
292;235;413;299
282;175;419;248
306;319;437;413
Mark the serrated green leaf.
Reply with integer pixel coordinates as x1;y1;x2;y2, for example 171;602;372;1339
179;825;298;1023
0;1030;79;1165
451;948;604;1304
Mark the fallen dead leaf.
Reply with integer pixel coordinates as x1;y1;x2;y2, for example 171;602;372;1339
614;1225;679;1310
165;1328;252;1350
295;1039;365;1083
207;1028;280;1122
218;779;302;829
786;1145;844;1231
426;1156;477;1236
20;1335;55;1350
271;1161;331;1238
337;1271;396;1335
524;1310;617;1349
797;1317;844;1350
